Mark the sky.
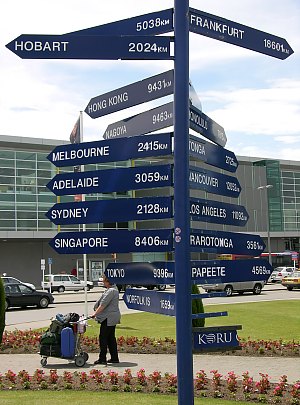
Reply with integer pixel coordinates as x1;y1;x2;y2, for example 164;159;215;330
1;0;299;161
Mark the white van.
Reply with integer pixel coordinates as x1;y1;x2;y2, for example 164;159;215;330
42;274;94;293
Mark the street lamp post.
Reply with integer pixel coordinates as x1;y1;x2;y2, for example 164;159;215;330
257;185;273;266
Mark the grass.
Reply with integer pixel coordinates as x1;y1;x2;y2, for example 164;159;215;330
0;391;251;405
85;299;300;342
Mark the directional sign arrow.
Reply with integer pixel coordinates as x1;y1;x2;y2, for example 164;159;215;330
189;166;241;198
190;197;248;226
189;8;294;60
67;8;174;36
46;164;172;196
49;229;173;254
105;258;272;285
6;35;173;60
46;196;172;225
103;102;225;147
85;70;174;119
189;134;238;173
190;229;266;255
47;132;172;167
123;288;176;316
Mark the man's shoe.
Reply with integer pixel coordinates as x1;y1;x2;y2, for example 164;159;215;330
94;359;107;365
107;359;120;363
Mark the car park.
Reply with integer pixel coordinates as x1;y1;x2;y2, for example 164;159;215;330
200;280;266;297
4;283;54;310
268;266;295;283
1;276;36;290
41;274;94;293
281;271;300;291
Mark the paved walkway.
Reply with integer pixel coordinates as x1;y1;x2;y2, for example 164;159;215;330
0;352;299;383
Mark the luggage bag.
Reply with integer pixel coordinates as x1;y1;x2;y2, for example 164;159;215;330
60;326;75;358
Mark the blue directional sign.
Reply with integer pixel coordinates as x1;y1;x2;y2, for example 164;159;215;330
46;164;172;196
189;8;293;60
67;8;174;36
85;70;174;119
189;105;226;147
105;258;272;285
103;102;173;140
190;197;248;226
46;196;172;225
189;135;238;173
193;326;241;351
6;35;173;60
123;288;176;316
190;229;266;255
49;229;173;254
189;166;241;198
47;133;172;167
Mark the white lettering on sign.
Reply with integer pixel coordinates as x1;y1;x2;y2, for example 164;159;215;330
191;266;225;278
51;208;88;220
52;146;110;162
190;203;226;218
52;176;99;190
87;92;129;114
189;138;206;156
189;110;208;130
198;332;233;345
190;14;245;40
126;294;151;306
104;125;127;139
190;235;234;248
14;41;69;52
189;171;219;187
55;237;108;249
106;268;125;278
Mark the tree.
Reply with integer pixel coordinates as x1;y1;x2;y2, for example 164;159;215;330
191;283;205;327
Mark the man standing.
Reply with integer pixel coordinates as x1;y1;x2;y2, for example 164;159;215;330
92;275;121;365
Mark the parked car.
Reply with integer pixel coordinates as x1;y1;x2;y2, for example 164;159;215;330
116;284;167;292
1;276;36;290
200;280;266;297
268;266;295;283
4;283;54;310
41;274;94;293
281;271;300;291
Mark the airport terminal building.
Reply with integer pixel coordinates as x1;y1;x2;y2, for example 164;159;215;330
0;134;300;286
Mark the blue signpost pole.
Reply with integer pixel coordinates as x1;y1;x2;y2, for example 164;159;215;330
174;1;194;404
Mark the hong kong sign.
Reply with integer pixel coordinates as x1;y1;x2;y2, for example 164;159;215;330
49;229;173;254
46;196;172;225
46;164;172;196
190;229;266;255
47;133;172;167
189;166;241;198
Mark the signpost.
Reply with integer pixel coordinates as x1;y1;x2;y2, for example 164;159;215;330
190;197;248;226
189;8;294;60
85;70;174;119
189;134;238;172
189;166;241;198
46;164;172;196
49;229;173;254
47;132;172;167
6;35;173;60
190;229;266;255
46;196;172;225
105;258;273;285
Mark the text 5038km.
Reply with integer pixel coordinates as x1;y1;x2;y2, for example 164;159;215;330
135;236;169;246
137;203;169;215
128;42;168;53
138;140;168;152
136;17;171;32
252;266;270;275
135;172;169;183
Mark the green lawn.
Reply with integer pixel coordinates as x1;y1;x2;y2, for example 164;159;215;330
86;300;300;342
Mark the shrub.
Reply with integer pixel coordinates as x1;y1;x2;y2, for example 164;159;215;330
191;283;205;327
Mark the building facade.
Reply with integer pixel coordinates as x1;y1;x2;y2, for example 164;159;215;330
0;134;299;286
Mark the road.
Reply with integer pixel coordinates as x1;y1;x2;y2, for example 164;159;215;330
5;283;299;331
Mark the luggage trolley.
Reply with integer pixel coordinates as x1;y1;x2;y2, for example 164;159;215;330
40;313;90;367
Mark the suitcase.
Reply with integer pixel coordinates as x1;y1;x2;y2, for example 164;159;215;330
40;344;61;357
61;327;75;358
